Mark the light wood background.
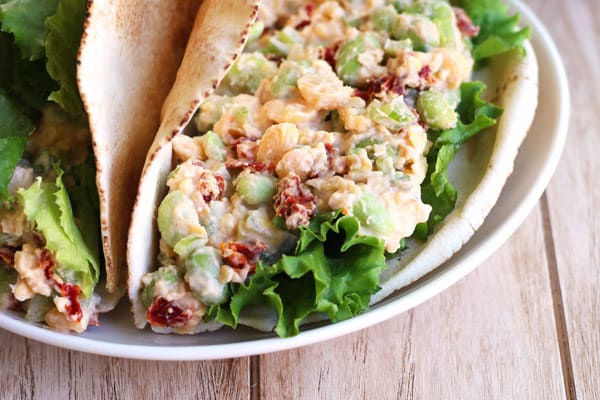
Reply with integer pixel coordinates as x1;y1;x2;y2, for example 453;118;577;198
1;0;598;398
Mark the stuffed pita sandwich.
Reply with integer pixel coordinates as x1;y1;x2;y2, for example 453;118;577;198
128;0;538;337
0;0;200;332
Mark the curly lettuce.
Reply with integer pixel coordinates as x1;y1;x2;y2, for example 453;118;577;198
45;0;87;116
456;0;530;67
210;212;387;337
17;167;100;298
414;81;503;239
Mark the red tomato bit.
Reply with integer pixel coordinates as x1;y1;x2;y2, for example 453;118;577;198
221;241;268;273
455;8;480;37
147;297;191;328
274;175;316;230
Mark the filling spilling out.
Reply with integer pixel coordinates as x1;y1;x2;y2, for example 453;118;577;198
0;107;100;333
141;0;515;337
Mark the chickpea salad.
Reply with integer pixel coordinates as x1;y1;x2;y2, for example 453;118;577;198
140;0;529;336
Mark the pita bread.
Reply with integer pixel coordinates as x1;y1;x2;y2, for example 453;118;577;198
77;0;203;295
126;0;260;328
127;10;538;329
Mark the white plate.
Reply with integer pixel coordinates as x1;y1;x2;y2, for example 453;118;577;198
0;0;569;360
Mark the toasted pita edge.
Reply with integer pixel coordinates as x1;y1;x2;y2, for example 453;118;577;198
374;41;539;302
77;0;202;296
127;0;260;328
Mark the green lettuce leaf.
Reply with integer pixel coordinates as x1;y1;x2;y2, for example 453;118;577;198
0;33;57;113
414;81;502;239
456;0;530;67
67;154;101;259
0;0;59;60
45;0;86;117
211;212;387;337
0;89;34;199
17;167;99;298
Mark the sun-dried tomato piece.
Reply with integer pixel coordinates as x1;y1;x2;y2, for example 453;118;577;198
146;297;191;328
41;248;56;281
221;241;268;273
418;65;432;80
225;159;273;173
295;19;311;30
197;172;225;203
40;249;84;322
455;8;480;37
320;41;341;69
304;2;315;16
274;175;316;230
232;137;258;162
0;247;15;266
60;283;83;321
324;143;338;165
354;75;405;103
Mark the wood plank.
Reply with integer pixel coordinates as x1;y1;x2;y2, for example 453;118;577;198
259;208;565;399
527;0;600;398
0;331;250;400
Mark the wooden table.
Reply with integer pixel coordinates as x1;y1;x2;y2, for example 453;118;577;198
1;0;597;398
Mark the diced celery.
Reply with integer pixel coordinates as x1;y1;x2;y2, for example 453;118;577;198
353;192;394;236
157;191;200;247
367;97;417;130
407;1;456;48
247;21;265;43
383;38;412;56
185;246;228;305
372;6;398;32
224;53;278;93
270;61;310;99
264;26;305;56
199;131;227;161
336;33;382;86
173;234;208;258
416;90;458;130
236;173;276;205
355;137;383;149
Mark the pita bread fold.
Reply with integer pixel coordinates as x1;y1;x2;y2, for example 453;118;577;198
127;0;260;327
127;4;538;329
77;0;202;294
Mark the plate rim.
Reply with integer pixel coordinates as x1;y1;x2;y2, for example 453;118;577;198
0;0;570;361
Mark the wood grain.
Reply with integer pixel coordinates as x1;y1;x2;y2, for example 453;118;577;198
0;331;250;400
527;0;600;398
259;209;565;400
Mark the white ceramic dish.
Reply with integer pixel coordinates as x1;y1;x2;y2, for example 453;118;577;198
0;0;569;360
